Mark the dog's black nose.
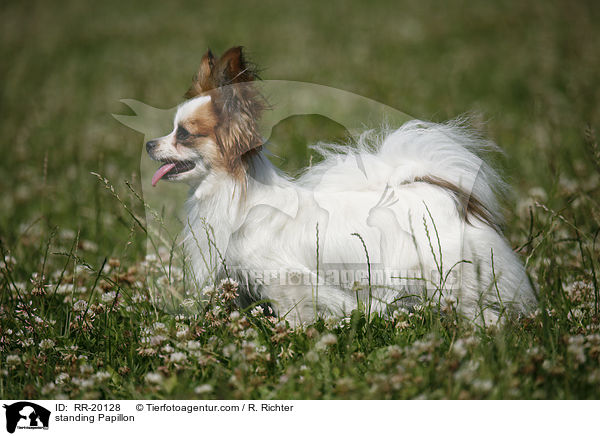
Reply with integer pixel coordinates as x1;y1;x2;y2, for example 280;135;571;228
146;140;157;153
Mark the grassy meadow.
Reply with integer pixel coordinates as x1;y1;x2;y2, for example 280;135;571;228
1;0;600;399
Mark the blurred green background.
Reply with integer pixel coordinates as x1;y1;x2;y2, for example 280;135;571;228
1;0;598;262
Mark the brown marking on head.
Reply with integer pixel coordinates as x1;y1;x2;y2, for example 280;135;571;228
184;46;265;184
413;175;499;231
183;103;219;137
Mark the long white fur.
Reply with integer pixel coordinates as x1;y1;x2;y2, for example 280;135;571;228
180;115;536;325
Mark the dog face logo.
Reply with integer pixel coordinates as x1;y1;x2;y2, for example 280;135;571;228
2;402;50;433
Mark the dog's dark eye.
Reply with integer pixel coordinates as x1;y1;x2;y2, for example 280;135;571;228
176;126;190;141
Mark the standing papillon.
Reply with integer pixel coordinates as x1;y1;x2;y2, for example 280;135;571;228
146;46;536;325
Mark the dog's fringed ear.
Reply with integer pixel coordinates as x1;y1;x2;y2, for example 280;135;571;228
185;49;216;98
215;46;255;86
185;46;265;185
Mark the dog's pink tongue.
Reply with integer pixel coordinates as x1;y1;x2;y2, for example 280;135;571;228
151;163;176;187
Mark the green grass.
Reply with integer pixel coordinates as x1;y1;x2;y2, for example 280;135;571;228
1;0;599;399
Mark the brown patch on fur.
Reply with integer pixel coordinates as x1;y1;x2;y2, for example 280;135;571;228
185;103;219;137
413;175;498;230
184;47;265;184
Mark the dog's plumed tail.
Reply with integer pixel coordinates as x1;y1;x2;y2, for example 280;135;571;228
306;118;508;230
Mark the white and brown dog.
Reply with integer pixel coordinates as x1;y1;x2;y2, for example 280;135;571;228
146;46;536;325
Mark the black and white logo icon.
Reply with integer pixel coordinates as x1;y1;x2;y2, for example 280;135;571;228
3;402;50;434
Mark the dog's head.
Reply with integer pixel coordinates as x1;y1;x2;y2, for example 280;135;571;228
146;46;264;187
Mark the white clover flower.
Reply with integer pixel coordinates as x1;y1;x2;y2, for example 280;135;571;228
305;351;319;363
101;291;116;303
568;335;585;346
0;255;16;269
56;284;74;295
80;240;98;252
144;372;163;384
194;384;213;394
153;322;167;332
186;340;201;351
452;339;468;359
250;306;264;317
39;339;55;350
180;298;195;308
211;306;222;316
219;278;239;289
587;334;600;345
230;311;240;321
176;328;190;339
72;377;94;389
558;176;578;194
527;187;547;202
396;320;410;330
315;333;337;350
6;355;20;365
94;371;111;382
587;370;600;384
567;308;585;322
202;286;216;297
243;328;258;340
80;364;93;374
443;295;457;307
41;382;56;395
464;336;478;347
223;344;237;358
169;352;187;363
73;299;88;312
149;335;166;346
454;360;480;383
55;373;70;384
472;379;494;394
337;317;351;328
567;336;586;364
162;344;174;354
